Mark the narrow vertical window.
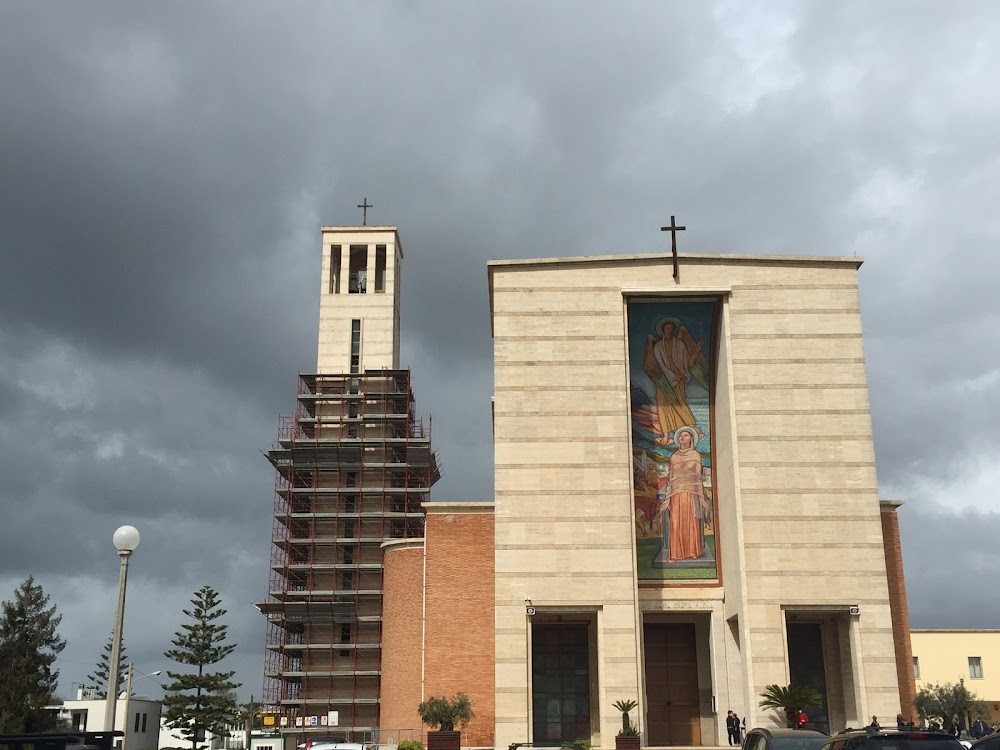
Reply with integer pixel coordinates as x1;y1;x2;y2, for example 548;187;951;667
969;656;983;678
375;245;386;292
350;319;361;374
141;713;147;733
135;712;141;732
329;245;341;294
913;656;920;679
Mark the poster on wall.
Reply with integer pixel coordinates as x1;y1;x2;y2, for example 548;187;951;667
627;299;720;583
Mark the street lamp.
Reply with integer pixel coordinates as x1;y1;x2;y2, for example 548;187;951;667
120;664;162;750
104;525;140;731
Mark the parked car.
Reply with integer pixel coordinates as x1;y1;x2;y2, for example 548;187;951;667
743;727;830;750
296;739;367;750
969;735;1000;750
818;728;965;750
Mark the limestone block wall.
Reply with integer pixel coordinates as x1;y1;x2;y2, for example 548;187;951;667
490;262;640;750
317;227;401;373
721;259;896;730
489;252;900;744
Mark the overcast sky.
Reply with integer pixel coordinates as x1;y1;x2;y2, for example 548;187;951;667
1;1;998;702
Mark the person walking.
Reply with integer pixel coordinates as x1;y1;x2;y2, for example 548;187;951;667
727;711;740;746
972;718;988;739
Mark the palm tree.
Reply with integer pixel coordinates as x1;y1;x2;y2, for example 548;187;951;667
612;699;639;735
759;684;822;727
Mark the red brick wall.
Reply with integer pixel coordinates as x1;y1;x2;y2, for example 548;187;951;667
881;504;917;721
423;511;496;747
381;542;426;743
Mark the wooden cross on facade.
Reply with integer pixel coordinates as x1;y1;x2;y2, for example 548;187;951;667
357;197;373;226
661;215;686;281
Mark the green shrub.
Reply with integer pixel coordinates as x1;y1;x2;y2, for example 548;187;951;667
398;741;423;750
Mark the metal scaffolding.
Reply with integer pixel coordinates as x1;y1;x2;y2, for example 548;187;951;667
257;370;440;742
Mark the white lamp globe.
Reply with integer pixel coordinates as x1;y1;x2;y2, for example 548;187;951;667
113;525;141;552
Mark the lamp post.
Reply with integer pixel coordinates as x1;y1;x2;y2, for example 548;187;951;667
104;525;141;731
121;664;162;750
244;694;261;750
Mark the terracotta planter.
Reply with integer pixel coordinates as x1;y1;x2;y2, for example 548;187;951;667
616;735;641;750
426;730;461;750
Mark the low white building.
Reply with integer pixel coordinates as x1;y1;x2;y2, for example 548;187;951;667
158;716;245;750
54;686;162;750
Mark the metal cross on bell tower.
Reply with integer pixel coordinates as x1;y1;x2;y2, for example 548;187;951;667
661;214;687;281
357;197;373;226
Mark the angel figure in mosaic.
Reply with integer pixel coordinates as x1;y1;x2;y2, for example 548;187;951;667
643;317;709;445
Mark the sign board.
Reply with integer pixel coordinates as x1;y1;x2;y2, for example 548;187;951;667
262;715;276;727
309;716;318;727
279;716;289;727
294;717;303;727
327;711;339;727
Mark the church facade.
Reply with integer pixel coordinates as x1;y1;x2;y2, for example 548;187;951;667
481;251;913;748
261;226;914;749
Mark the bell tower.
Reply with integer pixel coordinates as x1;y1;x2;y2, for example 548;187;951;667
317;226;402;373
259;221;438;740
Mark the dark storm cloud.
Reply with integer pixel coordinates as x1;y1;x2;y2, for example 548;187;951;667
899;507;1000;628
0;0;998;697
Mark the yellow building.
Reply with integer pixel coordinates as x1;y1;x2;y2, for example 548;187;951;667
911;630;1000;723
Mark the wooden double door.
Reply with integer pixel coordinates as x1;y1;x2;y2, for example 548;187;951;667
643;623;702;746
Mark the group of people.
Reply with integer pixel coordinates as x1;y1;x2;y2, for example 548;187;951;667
726;710;746;746
969;717;998;738
875;713;999;738
923;716;999;738
725;708;999;747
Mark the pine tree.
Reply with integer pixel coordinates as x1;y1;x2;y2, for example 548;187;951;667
162;586;241;750
86;634;130;699
0;576;67;733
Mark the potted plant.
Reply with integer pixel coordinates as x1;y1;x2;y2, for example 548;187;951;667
418;692;474;750
613;699;641;750
758;684;822;728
